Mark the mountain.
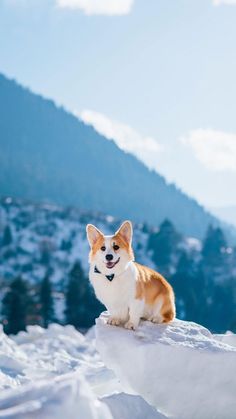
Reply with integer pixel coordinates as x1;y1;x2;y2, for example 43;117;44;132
0;73;219;238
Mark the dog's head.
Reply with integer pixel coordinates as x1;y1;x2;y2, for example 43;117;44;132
86;221;134;275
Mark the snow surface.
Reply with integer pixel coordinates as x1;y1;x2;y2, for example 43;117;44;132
0;316;235;419
0;373;112;419
96;312;236;419
0;322;164;418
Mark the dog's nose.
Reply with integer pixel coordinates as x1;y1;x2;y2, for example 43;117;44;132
106;254;113;261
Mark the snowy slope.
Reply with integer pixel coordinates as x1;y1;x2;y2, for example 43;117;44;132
96;313;236;419
0;198;155;288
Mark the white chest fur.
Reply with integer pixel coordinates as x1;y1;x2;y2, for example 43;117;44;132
89;262;137;314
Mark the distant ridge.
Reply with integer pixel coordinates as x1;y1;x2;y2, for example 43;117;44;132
0;73;220;238
211;206;236;228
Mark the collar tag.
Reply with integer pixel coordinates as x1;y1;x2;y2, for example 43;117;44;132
105;274;115;282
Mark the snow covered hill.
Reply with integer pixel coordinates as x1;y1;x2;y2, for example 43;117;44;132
0;197;154;287
0;314;235;418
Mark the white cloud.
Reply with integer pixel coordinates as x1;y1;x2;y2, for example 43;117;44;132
78;109;163;170
56;0;134;15
180;129;236;172
213;0;236;5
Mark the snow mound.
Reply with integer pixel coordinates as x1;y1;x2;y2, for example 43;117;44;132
0;323;114;418
1;322;162;418
96;312;236;419
0;373;112;419
0;325;29;390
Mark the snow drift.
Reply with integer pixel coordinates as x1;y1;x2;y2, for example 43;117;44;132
0;322;164;418
0;324;113;418
96;312;236;419
0;373;112;419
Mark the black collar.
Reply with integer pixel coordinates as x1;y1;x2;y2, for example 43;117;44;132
94;265;115;282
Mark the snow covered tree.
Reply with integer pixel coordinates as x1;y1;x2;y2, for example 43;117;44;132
40;274;54;328
2;277;31;334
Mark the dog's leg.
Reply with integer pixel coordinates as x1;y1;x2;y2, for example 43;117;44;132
125;299;144;330
107;308;129;326
147;297;163;323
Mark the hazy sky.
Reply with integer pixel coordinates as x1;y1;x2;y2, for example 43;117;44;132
1;0;236;209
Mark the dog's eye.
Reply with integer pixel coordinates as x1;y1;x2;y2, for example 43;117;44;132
113;244;119;251
101;246;106;251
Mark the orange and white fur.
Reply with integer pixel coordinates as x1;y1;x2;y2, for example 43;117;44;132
86;221;175;330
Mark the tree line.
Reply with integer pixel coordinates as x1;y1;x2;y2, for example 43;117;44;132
1;261;104;335
148;220;236;332
1;220;235;334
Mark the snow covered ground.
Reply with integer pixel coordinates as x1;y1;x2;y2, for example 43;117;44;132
97;313;236;419
0;315;235;418
0;323;112;418
0;321;164;418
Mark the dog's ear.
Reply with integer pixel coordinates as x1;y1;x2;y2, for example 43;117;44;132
115;220;133;244
86;224;104;247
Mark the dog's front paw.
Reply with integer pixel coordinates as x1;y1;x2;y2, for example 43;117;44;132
124;321;136;330
148;315;162;324
107;317;122;326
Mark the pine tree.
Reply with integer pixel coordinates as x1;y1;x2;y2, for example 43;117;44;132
202;225;227;269
65;261;104;328
200;225;234;332
65;261;88;328
40;274;54;328
2;277;31;334
171;251;205;324
60;239;72;251
201;224;232;288
148;219;181;276
2;225;12;246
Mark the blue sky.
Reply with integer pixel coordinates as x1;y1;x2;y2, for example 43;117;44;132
1;0;236;210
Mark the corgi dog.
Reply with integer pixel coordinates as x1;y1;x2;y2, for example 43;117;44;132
86;220;175;330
